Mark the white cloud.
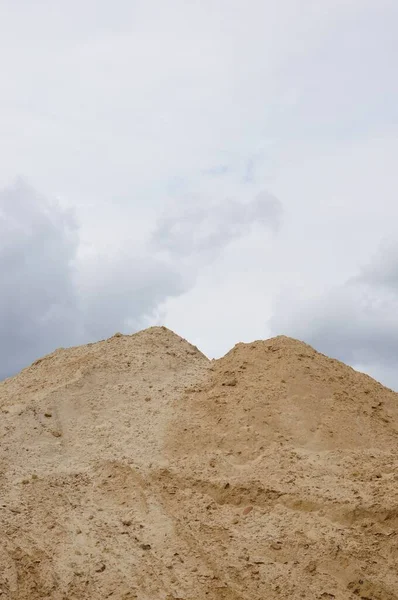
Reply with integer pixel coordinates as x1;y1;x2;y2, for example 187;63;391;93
2;0;393;202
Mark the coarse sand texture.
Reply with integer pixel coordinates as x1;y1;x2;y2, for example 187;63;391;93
1;327;398;599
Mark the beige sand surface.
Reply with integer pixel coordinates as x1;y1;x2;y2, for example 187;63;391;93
0;327;397;599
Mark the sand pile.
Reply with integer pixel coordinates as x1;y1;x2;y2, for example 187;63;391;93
0;328;397;599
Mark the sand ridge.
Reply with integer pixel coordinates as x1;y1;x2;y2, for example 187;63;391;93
0;327;397;599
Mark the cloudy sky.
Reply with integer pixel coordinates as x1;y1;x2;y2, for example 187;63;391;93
1;0;398;389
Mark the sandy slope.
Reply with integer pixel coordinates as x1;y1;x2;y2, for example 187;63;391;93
0;327;397;599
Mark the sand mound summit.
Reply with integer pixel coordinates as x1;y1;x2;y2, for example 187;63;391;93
1;327;397;599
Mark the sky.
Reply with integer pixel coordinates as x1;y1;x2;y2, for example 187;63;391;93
1;0;398;389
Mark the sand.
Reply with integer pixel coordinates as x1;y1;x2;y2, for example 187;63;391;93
0;327;397;599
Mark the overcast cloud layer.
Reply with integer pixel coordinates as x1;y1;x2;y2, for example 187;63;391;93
1;1;398;388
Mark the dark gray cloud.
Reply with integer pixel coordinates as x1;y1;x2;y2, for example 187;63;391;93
0;179;82;378
270;244;398;389
0;181;187;379
0;181;283;380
